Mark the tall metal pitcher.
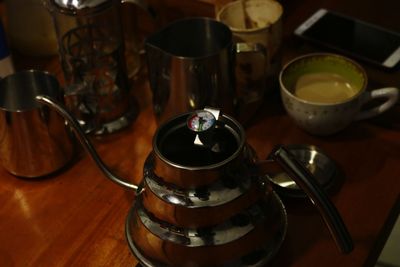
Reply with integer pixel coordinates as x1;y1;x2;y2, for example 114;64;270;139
145;18;237;124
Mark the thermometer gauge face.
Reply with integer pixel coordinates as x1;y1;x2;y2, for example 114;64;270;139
187;110;216;133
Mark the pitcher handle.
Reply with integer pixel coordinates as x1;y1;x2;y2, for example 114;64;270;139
121;0;158;55
122;0;157;18
235;42;269;119
236;42;269;67
36;95;140;192
236;42;269;84
268;145;354;254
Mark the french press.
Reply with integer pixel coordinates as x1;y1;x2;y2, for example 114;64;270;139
46;0;151;134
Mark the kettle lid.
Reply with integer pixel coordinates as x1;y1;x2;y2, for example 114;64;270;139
155;108;244;168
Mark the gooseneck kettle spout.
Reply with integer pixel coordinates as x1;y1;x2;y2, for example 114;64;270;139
36;95;140;192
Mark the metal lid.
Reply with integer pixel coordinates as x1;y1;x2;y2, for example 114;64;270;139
268;144;338;198
49;0;112;15
155;109;244;168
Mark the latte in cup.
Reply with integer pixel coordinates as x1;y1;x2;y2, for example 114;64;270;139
294;72;359;103
279;53;399;135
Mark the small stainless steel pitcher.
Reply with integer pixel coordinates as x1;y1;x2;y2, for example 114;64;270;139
0;70;74;177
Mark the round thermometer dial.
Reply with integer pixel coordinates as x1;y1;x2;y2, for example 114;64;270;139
187;110;216;133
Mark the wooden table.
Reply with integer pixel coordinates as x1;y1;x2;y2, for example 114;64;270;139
1;0;399;266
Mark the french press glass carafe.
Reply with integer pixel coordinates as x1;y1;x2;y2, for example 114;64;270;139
46;0;142;134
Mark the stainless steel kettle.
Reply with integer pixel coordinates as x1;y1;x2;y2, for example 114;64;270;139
36;96;353;266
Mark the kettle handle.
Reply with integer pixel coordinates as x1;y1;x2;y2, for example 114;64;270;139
269;146;354;254
36;95;141;192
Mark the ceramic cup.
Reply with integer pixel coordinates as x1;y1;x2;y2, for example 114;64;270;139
279;53;399;135
217;0;283;122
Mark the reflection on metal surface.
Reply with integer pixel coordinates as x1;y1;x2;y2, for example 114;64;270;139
137;199;264;246
126;192;287;267
268;144;337;195
0;70;74;177
144;152;253;208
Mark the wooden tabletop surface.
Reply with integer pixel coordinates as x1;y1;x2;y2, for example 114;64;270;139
1;0;400;266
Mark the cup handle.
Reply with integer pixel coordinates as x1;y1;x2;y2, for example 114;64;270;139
235;42;269;118
266;145;354;254
355;87;399;120
236;42;269;76
121;0;158;55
